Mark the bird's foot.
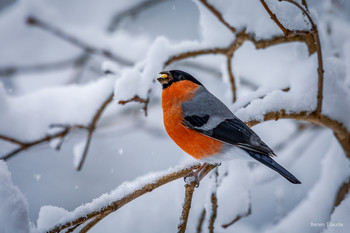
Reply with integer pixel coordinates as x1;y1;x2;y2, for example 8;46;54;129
184;171;200;187
184;163;209;188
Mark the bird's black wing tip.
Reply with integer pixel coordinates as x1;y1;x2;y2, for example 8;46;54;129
290;178;302;184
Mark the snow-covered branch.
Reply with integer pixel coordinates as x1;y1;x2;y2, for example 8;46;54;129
0;91;114;168
45;163;201;233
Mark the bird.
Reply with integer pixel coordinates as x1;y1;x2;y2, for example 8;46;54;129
157;70;301;185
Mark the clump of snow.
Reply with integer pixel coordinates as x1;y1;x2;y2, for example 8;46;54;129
113;37;207;103
233;47;318;122
322;57;350;131
205;0;283;39
0;160;29;233
267;0;312;31
264;138;350;233
323;195;350;233
0;77;115;141
193;0;235;46
215;161;251;228
36;206;69;231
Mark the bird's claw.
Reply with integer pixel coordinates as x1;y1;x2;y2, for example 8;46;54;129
184;172;200;187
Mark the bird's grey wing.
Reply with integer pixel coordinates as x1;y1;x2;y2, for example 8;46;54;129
181;86;275;156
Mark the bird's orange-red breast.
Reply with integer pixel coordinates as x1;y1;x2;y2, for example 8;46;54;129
161;80;223;160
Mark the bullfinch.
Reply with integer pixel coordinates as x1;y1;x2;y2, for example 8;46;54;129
157;70;301;184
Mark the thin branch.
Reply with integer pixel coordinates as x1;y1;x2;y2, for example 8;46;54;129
0;128;70;160
65;224;82;233
198;0;236;34
280;0;315;28
334;177;350;210
26;16;133;66
79;211;112;233
77;93;114;171
196;209;206;233
301;0;309;11
252;33;316;55
0;135;27;147
208;193;218;233
222;204;251;228
66;53;91;84
260;0;291;36
164;48;227;67
118;95;150;116
178;182;197;233
108;0;164;32
0;54;88;77
178;164;216;233
47;164;201;233
225;30;250;102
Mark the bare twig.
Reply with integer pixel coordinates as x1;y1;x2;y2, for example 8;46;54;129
118;95;150;116
222;204;251;228
76;93;114;171
108;0;164;32
0;128;70;160
208;193;218;233
334;178;350;210
79;211;112;233
66;53;91;84
0;54;88;77
66;224;81;233
47;164;201;233
164;48;227;67
26;16;133;66
301;0;309;11
177;164;216;233
198;0;236;34
178;182;197;233
196;209;206;233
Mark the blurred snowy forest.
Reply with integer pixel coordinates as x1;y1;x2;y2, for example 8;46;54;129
1;0;350;232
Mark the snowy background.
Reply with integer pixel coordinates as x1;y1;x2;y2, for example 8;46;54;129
0;0;350;232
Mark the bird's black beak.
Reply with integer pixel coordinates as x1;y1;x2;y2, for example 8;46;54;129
157;71;171;85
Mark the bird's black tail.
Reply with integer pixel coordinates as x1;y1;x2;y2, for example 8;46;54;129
248;152;301;184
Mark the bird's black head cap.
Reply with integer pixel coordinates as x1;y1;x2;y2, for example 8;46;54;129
157;70;202;89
